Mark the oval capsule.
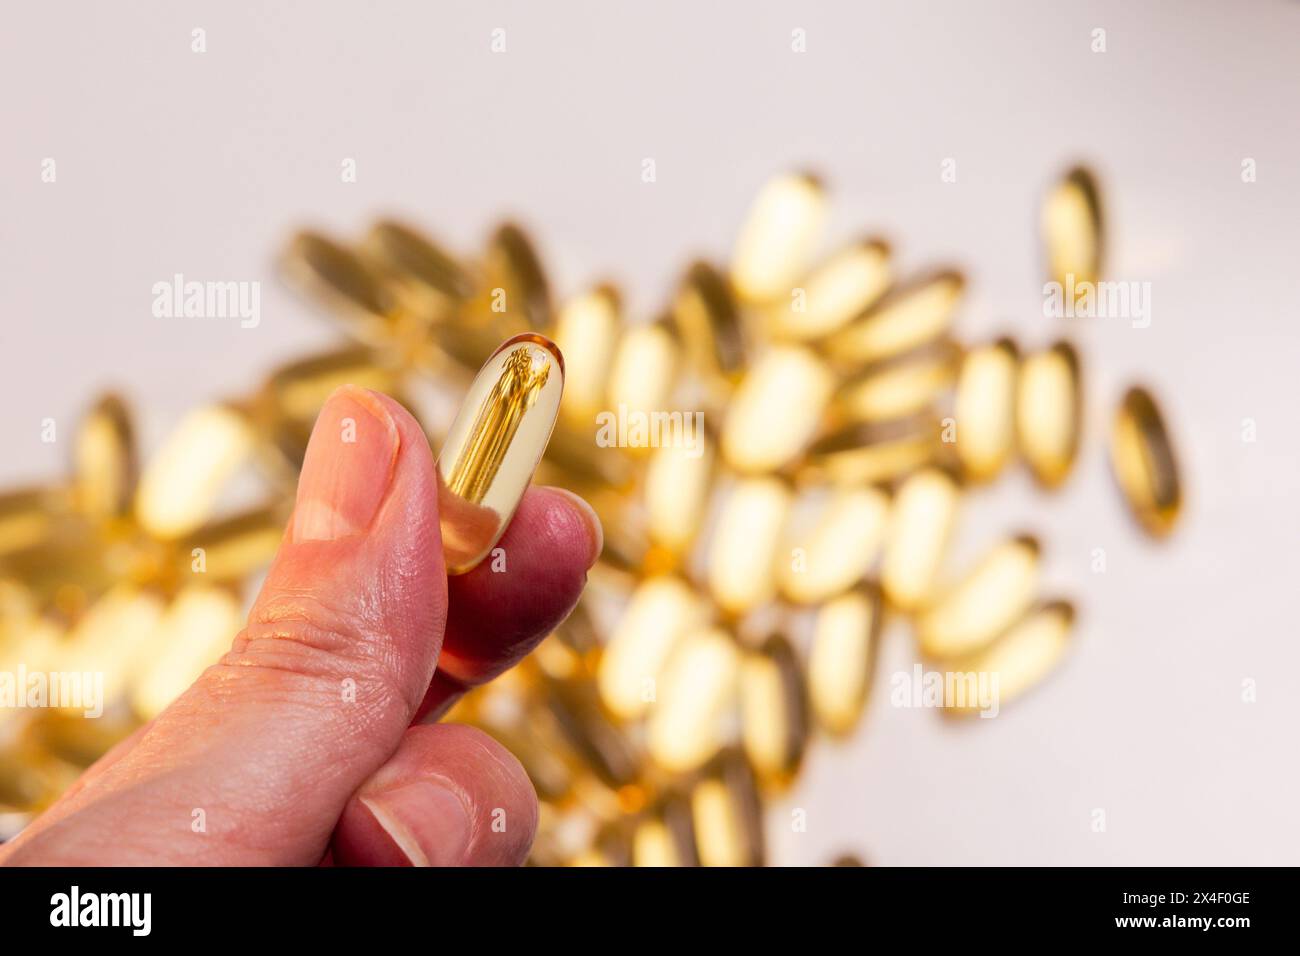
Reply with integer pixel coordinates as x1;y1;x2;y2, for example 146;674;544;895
808;587;882;736
436;334;564;574
1110;386;1182;537
554;286;622;428
780;485;890;604
881;467;960;611
131;585;244;720
707;477;791;616
802;416;938;487
690;750;765;867
644;434;714;560
942;600;1074;716
730;171;825;302
597;576;705;720
740;634;809;786
74;394;136;521
282;231;396;345
647;627;740;774
916;535;1040;658
362;220;473;321
766;239;890;341
834;340;960;425
1043;166;1103;288
1017;341;1082;488
954;337;1019;483
605;319;681;447
825;269;964;367
722;345;834;474
672;260;746;380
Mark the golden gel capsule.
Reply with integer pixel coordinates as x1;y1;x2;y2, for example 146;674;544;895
916;535;1040;658
825;269;964;367
882;467;960;611
707;477;791;616
74;394;136;521
730;172;826;302
672;261;746;380
644;435;714;559
808;587;881;736
802;416;938;487
472;222;551;331
56;585;166;709
632;800;699;868
740;635;808;786
436;334;564;574
647;627;740;773
954;337;1019;483
0;488;66;558
943;600;1074;717
1043;166;1103;288
1016;341;1082;488
362;220;473;320
834;341;960;425
721;345;833;473
597;576;705;720
766;239;890;341
135;405;255;539
283;231;396;343
605;319;681;441
691;750;765;867
1110;386;1182;537
183;506;286;581
131;586;243;719
554;286;622;428
780;485;890;604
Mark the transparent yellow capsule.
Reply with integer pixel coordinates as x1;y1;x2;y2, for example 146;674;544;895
644;434;714;558
767;239;890;341
780;485;890;604
260;347;395;425
131;585;243;719
554;286;622;428
597;576;705;720
691;751;764;867
917;535;1040;658
632;799;697;867
943;600;1074;716
282;231;396;342
808;587;881;735
825;269;964;367
672;261;746;380
802;416;938;487
647;627;740;773
1043;166;1103;288
605;320;680;445
1110;386;1182;537
135;405;255;539
541;676;641;790
740;635;808;786
56;585;166;709
362;220;473;321
1017;341;1082;488
721;345;833;474
707;477;791;616
437;334;564;574
834;341;960;425
730;172;826;302
954;337;1019;482
74;394;136;521
182;506;286;582
473;222;551;330
0;488;67;558
881;467;960;611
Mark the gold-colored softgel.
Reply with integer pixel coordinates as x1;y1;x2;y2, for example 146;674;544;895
436;333;564;574
1110;386;1182;537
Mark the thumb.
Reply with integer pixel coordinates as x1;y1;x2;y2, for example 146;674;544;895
3;386;448;865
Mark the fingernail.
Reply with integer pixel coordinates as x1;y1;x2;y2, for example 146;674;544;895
360;781;472;867
292;386;400;543
549;487;603;567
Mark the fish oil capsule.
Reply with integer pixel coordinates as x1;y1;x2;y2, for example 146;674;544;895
721;345;834;473
182;506;286;582
808;587;881;735
605;319;681;448
707;477;792;616
632;798;698;867
1016;341;1082;488
881;467;960;611
672;260;746;380
472;222;551;331
690;750;765;867
647;627;740;773
834;341;960;425
74;394;135;521
825;269;964;367
730;171;826;302
131;586;244;719
780;485;890;604
1042;166;1103;288
765;239;890;341
740;635;809;786
56;585;166;710
943;600;1074;716
597;576;705;720
644;434;714;559
135;405;255;539
953;337;1019;482
554;286;622;429
1110;386;1182;537
916;535;1040;658
436;333;564;574
282;231;396;345
362;220;473;321
802;416;938;487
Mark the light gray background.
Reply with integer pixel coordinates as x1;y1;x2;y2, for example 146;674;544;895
2;1;1297;865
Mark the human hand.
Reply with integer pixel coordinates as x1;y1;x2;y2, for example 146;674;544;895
0;386;601;866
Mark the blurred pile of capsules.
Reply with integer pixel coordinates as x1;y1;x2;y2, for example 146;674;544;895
0;169;1181;864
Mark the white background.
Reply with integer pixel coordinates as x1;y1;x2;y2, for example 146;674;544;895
2;1;1297;864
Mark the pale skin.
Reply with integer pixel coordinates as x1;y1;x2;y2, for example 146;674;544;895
0;387;602;866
